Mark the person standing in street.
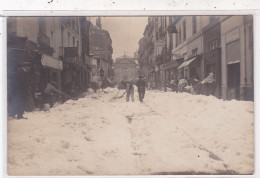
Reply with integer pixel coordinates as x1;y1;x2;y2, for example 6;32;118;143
136;75;146;102
121;75;134;102
12;62;32;119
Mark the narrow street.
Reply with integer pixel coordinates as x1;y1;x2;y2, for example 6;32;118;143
7;88;254;175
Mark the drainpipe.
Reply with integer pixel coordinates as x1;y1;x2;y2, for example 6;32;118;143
200;16;204;80
243;16;247;100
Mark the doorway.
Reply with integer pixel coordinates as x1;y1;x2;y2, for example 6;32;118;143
227;62;240;100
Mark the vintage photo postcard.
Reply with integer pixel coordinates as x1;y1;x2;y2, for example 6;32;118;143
6;15;254;176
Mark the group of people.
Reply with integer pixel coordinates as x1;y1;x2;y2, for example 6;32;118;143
8;61;70;120
120;75;146;102
167;72;216;96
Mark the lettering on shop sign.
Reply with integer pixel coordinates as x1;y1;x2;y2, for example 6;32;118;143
89;28;109;59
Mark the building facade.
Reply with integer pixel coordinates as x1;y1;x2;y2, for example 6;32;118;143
7;17;64;92
89;18;113;86
114;55;138;83
138;15;254;100
7;17;112;97
220;16;254;100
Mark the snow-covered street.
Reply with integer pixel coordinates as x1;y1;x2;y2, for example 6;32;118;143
7;88;254;175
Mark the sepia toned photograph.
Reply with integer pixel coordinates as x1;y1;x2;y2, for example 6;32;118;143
6;15;254;176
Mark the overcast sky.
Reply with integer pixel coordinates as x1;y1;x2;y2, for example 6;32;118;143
90;17;148;60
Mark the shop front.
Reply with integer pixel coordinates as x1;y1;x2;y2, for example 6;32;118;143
41;55;63;90
177;55;200;80
164;58;184;83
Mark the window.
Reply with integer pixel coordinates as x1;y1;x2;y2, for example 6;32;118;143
226;39;241;64
51;31;54;39
209;39;218;51
72;19;76;30
169;34;173;51
175;33;178;47
192;16;197;34
39;17;47;34
192;48;198;57
68;32;70;46
183;21;186;41
61;25;64;47
178;26;182;44
73;36;75;47
165;16;167;30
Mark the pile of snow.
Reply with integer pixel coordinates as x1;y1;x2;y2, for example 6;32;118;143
103;87;118;93
145;91;254;174
7;89;254;175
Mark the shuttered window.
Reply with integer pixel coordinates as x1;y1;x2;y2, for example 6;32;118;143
226;39;240;64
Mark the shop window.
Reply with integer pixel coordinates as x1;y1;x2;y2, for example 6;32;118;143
190;67;197;79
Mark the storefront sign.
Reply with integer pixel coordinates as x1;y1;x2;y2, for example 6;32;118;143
89;27;109;60
41;55;63;70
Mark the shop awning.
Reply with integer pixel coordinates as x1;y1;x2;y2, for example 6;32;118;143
177;56;197;70
227;60;240;65
41;55;63;70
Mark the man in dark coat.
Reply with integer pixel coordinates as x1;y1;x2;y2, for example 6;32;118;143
136;75;146;102
12;62;32;119
120;75;134;102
